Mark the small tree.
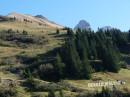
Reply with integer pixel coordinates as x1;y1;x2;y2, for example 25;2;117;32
48;90;55;97
81;49;92;79
56;29;60;34
54;53;65;79
59;90;64;97
22;30;28;35
128;30;130;42
67;28;74;37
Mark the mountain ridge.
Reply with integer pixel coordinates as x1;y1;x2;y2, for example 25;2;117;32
7;12;64;29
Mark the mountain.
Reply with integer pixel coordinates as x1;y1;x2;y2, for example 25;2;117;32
74;20;91;31
7;12;63;29
100;26;114;31
35;15;48;20
35;14;63;29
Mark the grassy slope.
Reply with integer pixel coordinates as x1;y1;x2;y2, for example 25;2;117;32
65;69;130;91
0;20;66;97
0;20;66;58
0;20;130;96
0;69;129;97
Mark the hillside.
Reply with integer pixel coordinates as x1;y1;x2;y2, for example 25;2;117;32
0;68;130;97
0;12;67;58
0;12;63;34
0;13;67;97
0;13;130;97
7;12;63;29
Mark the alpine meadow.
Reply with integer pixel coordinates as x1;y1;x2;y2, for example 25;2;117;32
0;0;130;97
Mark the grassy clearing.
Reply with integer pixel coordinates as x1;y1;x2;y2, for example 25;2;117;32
65;69;130;91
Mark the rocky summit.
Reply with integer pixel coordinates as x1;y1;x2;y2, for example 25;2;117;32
74;20;91;30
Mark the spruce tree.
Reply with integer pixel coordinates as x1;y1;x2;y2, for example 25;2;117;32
54;53;65;79
128;30;130;42
106;43;121;72
64;38;82;78
48;90;55;97
75;31;92;79
81;50;92;79
56;29;60;34
59;90;64;97
67;28;74;37
89;39;97;59
97;36;121;72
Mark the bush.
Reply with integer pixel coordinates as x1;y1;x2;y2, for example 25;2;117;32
23;78;63;92
0;57;17;66
76;87;130;97
0;29;47;46
56;29;60;34
0;86;18;97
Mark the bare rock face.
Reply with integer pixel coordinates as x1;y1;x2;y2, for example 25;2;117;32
74;20;91;31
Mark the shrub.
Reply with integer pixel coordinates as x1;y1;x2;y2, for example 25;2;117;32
23;78;63;92
0;86;18;97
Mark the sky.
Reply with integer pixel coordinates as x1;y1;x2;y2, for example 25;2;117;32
0;0;130;31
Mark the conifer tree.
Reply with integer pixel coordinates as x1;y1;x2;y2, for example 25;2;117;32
89;39;97;59
48;90;55;97
74;31;92;79
54;53;65;79
81;49;92;79
64;38;82;78
59;90;64;97
97;37;121;72
105;42;121;72
128;30;130;42
67;28;74;37
56;29;60;34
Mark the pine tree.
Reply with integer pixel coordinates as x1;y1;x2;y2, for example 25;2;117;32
59;90;64;97
89;39;97;59
128;30;130;42
97;36;121;72
74;30;92;79
81;51;92;79
82;32;91;58
54;53;65;79
56;29;60;34
67;28;74;37
64;39;82;78
48;90;55;97
106;43;121;72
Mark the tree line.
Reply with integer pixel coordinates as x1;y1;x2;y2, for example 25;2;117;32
22;28;130;81
54;28;130;80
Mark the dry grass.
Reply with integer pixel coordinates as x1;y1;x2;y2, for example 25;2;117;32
0;21;56;33
65;69;130;91
0;21;66;58
0;71;19;80
1;20;129;95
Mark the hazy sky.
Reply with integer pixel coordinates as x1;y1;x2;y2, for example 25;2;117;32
0;0;130;31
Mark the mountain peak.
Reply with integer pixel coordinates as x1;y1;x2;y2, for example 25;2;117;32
35;15;48;20
74;20;91;30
